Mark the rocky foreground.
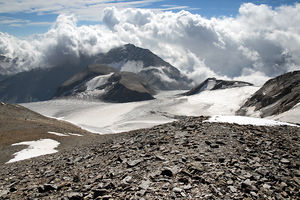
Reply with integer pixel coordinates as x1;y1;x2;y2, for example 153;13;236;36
0;117;299;199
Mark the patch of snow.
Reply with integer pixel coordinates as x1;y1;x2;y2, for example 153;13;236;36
68;133;83;136
205;79;217;90
48;131;69;136
85;73;113;90
6;139;60;163
205;115;298;127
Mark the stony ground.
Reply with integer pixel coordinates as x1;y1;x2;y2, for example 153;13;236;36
0;116;299;199
0;102;97;164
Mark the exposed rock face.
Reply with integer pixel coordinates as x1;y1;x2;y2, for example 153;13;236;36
0;117;299;199
183;77;253;96
237;70;300;117
54;64;155;103
94;44;192;90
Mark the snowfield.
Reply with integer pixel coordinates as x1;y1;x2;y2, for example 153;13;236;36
7;139;60;163
164;86;259;116
22;86;299;135
206;115;298;127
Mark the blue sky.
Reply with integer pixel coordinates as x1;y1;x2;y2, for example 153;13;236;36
0;0;299;37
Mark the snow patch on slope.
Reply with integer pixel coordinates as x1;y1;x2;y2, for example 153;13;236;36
166;86;259;116
86;73;113;90
7;139;60;163
206;115;298;127
48;131;69;136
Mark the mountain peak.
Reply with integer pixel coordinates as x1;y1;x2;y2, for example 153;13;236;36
94;44;192;90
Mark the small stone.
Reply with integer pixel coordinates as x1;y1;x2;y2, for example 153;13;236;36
127;159;143;167
227;179;234;185
67;192;83;200
173;187;183;193
102;195;113;200
280;158;290;164
155;155;166;161
122;176;132;184
139;180;150;190
241;179;257;192
263;183;271;189
0;189;9;197
228;186;237;193
250;191;258;197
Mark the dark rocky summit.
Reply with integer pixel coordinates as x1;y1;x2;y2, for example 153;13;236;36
1;116;299;199
237;70;300;117
54;64;155;103
95;44;192;90
183;78;253;96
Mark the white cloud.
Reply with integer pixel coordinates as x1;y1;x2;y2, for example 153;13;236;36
1;3;300;86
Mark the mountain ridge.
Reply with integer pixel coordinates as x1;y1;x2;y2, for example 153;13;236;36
182;77;253;96
237;70;300;117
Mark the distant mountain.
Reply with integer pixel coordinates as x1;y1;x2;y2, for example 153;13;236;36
237;70;300;117
54;64;155;103
182;77;253;96
0;44;191;103
94;44;192;90
0;62;89;103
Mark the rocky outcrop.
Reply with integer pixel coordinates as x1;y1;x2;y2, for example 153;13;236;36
183;78;253;96
54;64;155;103
1;116;299;199
237;70;300;117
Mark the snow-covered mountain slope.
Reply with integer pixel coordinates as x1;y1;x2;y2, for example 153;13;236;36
167;86;259;116
23;85;299;135
54;64;155;103
183;78;253;96
94;44;192;90
267;103;300;125
238;70;300;117
25;85;299;135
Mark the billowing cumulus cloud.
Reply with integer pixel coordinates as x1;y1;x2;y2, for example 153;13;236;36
1;3;300;85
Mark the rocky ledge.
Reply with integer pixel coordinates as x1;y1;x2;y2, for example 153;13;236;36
0;116;299;199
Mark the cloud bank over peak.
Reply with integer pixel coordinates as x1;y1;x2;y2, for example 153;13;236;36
1;3;300;85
